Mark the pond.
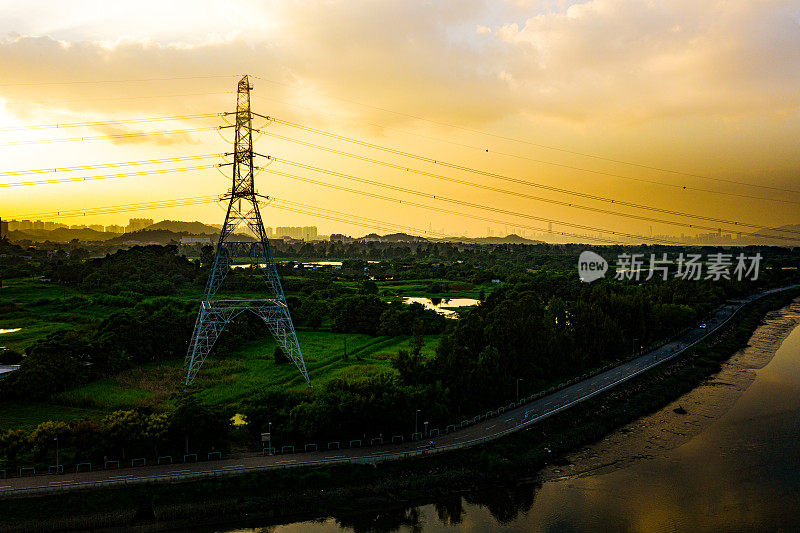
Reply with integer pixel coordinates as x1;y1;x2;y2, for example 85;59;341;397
402;297;480;317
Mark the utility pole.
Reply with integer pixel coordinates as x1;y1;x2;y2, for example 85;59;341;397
415;409;421;435
184;75;309;387
516;378;524;403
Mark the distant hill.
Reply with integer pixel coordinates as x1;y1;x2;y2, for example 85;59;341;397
377;233;428;243
7;228;117;243
751;224;800;245
433;234;543;245
104;229;187;245
146;220;220;234
105;228;255;245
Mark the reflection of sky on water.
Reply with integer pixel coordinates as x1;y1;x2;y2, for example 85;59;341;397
403;297;479;317
524;316;800;532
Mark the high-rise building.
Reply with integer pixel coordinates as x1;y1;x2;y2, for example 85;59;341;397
274;226;318;241
44;221;55;230
126;218;154;233
0;218;8;238
105;224;125;233
19;220;32;230
33;220;44;230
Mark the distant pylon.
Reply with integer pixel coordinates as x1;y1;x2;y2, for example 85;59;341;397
183;75;310;386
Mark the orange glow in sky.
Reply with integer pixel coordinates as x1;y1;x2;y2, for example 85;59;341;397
1;1;799;241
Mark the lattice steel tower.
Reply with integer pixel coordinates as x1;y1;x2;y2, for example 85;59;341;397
184;75;310;386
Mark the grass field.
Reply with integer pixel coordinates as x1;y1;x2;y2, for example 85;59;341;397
0;402;108;432
1;276;450;428
0;276;489;352
49;331;440;413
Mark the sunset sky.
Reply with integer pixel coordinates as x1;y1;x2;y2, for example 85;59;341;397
1;0;799;241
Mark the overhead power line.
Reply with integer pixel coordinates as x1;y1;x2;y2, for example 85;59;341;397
0;127;218;147
0;75;237;87
269;197;619;244
258;161;682;244
260;165;800;246
268;197;448;237
0;154;222;177
0;113;221;132
267;154;800;242
0;164;222;188
10;196;220;220
250;96;800;198
7;91;233;106
265;117;800;206
250;75;799;194
265;170;622;244
257;124;800;235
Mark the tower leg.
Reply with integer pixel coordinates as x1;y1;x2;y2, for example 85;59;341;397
253;306;310;384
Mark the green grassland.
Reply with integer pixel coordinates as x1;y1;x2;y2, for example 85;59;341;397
48;332;440;415
1;276;455;430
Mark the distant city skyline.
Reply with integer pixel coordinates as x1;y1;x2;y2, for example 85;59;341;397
1;215;794;246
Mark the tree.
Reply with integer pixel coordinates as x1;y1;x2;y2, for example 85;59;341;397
169;395;230;455
101;410;148;460
331;295;387;335
0;331;91;399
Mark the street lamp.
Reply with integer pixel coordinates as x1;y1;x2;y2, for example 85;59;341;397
424;421;429;437
54;436;59;473
516;378;524;403
268;422;272;455
415;409;421;435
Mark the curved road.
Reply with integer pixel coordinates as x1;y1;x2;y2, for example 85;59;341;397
1;285;796;496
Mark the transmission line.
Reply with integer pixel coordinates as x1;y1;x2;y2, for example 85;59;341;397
0;127;217;147
257;126;800;236
0;164;222;188
264;117;800;206
10;91;233;106
11;196;219;220
0;75;237;87
258;163;681;244
264;171;622;244
0;113;221;132
269;155;800;242
268;197;448;237
250;75;799;195
0;154;222;177
250;95;800;198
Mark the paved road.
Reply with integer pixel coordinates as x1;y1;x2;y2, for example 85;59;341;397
1;285;796;496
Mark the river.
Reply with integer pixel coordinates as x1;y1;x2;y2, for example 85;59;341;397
221;300;800;532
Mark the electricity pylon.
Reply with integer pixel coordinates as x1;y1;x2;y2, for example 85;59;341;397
184;75;310;386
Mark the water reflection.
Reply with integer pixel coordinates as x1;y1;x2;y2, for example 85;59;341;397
334;507;422;533
402;297;479;317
